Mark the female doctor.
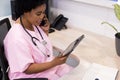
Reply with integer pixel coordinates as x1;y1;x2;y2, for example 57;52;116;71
4;0;74;80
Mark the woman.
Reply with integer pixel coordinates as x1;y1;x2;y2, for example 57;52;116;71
4;0;74;80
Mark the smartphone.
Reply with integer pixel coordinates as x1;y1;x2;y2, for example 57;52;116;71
40;20;46;26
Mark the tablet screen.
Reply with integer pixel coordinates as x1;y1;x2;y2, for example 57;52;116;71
63;35;85;56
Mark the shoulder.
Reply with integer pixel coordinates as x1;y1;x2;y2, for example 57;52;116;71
4;23;25;43
9;23;23;36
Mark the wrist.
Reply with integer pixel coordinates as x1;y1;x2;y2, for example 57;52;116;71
51;60;58;67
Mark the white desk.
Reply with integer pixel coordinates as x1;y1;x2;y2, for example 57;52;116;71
49;27;120;80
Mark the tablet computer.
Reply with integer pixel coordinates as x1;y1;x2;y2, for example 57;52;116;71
62;34;85;56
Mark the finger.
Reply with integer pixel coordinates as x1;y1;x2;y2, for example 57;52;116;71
57;53;63;57
60;56;68;61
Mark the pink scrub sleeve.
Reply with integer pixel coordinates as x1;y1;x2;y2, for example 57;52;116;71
4;31;34;73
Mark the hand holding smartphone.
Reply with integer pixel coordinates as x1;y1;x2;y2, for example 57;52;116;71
39;17;47;26
39;15;50;35
39;15;50;27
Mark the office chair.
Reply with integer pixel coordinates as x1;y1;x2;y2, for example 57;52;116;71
0;18;48;80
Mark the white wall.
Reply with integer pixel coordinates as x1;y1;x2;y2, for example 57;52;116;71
0;0;11;17
50;0;120;38
0;0;119;38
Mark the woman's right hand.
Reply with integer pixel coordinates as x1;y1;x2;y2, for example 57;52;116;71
51;55;68;66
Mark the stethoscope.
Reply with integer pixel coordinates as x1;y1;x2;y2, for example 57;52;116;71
20;16;50;57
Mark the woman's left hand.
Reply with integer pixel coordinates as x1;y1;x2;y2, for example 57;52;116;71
40;15;50;35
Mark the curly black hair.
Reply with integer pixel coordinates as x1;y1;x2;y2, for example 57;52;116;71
15;0;47;18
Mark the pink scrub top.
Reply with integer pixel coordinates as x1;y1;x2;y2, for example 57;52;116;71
4;23;73;80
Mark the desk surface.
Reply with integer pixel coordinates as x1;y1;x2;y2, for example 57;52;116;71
49;27;120;80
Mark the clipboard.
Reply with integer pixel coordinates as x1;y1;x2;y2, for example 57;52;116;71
62;34;85;56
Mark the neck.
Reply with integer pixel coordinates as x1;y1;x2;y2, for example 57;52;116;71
21;15;34;31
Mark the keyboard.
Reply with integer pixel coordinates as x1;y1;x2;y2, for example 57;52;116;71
82;63;118;80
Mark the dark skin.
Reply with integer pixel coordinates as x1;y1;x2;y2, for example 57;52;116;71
16;4;69;74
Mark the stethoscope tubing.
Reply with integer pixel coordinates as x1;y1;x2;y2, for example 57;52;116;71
20;16;43;46
20;16;50;57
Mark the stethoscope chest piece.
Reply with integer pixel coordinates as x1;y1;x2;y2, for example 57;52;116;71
42;40;47;45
